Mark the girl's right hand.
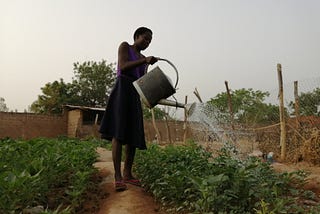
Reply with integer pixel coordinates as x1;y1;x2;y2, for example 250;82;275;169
145;56;158;65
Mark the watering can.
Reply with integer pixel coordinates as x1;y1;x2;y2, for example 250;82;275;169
133;58;195;113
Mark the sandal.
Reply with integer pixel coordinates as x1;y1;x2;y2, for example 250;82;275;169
123;179;142;187
114;180;127;191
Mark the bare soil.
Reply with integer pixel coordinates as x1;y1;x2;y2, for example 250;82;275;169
272;161;320;197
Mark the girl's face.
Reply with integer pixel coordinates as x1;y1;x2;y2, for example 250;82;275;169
135;32;152;50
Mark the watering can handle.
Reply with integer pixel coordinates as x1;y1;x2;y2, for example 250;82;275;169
144;58;179;89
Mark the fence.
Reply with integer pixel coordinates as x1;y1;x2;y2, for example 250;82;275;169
183;65;320;164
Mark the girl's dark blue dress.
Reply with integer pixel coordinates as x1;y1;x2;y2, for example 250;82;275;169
99;46;147;149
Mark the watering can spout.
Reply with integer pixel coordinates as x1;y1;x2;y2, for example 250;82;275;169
157;99;185;108
157;100;197;116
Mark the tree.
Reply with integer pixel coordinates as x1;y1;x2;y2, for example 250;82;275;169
72;60;116;107
207;88;280;126
142;105;167;120
31;59;169;118
289;87;320;116
31;60;116;114
30;79;76;114
0;97;9;112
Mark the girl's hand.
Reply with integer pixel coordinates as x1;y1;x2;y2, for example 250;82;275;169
145;56;158;65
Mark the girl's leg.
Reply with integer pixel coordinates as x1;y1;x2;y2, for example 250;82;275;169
112;138;122;181
123;144;136;179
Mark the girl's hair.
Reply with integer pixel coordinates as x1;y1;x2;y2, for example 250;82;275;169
133;27;152;40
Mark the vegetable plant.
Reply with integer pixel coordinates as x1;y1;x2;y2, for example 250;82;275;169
134;141;320;213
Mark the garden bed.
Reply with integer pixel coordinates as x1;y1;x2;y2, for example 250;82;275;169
134;141;320;213
0;137;107;213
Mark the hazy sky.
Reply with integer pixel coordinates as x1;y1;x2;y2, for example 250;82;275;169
1;0;320;112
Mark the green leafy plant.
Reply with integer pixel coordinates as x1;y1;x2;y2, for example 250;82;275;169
134;141;320;213
0;137;103;213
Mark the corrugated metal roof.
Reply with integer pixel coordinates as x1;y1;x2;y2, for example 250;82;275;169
63;104;105;111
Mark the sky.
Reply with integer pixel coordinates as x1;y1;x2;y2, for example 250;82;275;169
1;0;320;112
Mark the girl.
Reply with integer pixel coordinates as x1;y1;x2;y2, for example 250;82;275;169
99;27;158;191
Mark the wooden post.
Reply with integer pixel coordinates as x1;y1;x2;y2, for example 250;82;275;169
294;81;300;129
193;87;203;103
277;64;286;161
151;109;161;143
164;112;172;144
183;95;188;143
225;81;235;130
94;113;99;125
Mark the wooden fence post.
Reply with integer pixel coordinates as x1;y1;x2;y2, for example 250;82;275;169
225;81;235;130
151;109;161;143
193;87;203;103
183;95;188;143
164;112;172;144
277;64;286;161
294;81;300;129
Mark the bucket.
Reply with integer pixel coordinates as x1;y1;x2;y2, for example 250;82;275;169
133;66;176;108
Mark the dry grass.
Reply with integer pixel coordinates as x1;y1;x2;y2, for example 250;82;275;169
301;129;320;165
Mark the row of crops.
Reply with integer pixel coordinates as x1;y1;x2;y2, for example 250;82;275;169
0;137;107;214
1;137;320;213
134;142;320;213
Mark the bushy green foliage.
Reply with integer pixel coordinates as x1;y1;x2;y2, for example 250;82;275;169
207;88;280;125
0;138;101;213
142;105;167;120
288;87;320;116
134;142;320;213
0;97;9;112
30;60;116;114
72;60;116;107
135;143;212;212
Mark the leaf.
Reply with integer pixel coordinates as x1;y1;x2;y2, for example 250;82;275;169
207;174;228;185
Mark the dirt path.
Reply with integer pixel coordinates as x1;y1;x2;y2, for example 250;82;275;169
93;147;165;214
272;162;320;196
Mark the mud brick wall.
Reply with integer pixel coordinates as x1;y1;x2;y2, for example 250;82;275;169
0;112;67;139
77;120;193;142
144;120;193;142
0;111;195;142
67;109;82;138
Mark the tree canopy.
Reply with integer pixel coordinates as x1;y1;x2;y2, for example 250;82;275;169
30;79;76;114
207;88;279;126
0;97;9;112
143;105;168;120
30;60;167;119
30;60;116;114
72;61;116;107
289;87;320;116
